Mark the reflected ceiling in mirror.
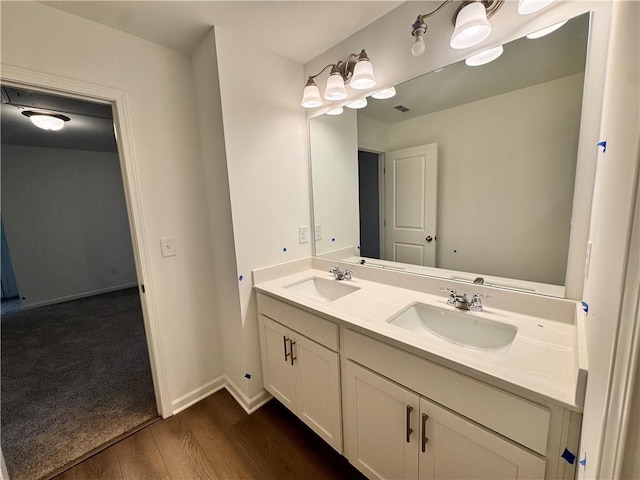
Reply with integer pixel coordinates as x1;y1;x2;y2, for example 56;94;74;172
310;13;589;297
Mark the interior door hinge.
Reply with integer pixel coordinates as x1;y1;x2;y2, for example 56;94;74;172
141;284;146;293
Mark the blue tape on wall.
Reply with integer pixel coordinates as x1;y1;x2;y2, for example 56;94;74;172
597;140;607;153
244;373;251;379
581;301;589;314
283;247;287;252
238;275;244;281
579;457;587;467
561;448;576;465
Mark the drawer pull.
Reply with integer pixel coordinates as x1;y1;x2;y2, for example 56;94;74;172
289;339;297;365
283;336;291;362
421;413;429;452
406;405;414;443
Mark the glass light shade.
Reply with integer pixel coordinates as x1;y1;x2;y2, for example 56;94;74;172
526;20;568;39
345;98;368;109
371;87;396;100
324;73;348;100
301;84;323;108
30;114;66;131
450;2;492;50
325;107;344;116
350;60;376;90
517;0;554;15
411;35;426;57
465;45;504;66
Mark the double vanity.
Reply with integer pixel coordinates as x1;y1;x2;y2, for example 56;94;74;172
253;257;587;480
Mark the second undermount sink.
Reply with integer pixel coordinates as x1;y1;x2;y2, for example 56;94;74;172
284;277;360;302
387;302;518;350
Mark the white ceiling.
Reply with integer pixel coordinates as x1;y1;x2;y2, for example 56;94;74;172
42;1;403;64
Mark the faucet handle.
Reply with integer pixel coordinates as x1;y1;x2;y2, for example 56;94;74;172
343;269;354;281
470;292;493;311
439;287;457;305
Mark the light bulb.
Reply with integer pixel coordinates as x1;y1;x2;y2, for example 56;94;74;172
411;35;425;57
324;73;348;101
526;20;568;39
450;2;492;49
351;60;376;90
301;83;323;108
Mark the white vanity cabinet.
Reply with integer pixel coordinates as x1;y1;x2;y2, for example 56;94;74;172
257;294;343;452
345;360;545;480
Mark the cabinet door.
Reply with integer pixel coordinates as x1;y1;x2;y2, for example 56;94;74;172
294;334;342;452
258;315;296;410
345;361;419;480
419;397;546;480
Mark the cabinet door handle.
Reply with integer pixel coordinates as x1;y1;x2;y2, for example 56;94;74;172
421;413;429;452
289;339;297;365
406;405;414;443
283;336;291;362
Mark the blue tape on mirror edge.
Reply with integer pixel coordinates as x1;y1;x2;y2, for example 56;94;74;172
561;448;576;465
581;301;589;314
238;275;243;281
579;457;587;466
597;140;607;153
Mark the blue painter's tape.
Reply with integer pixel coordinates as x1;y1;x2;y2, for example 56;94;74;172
597;140;607;153
238;275;244;281
283;247;287;252
581;301;589;314
561;448;576;465
579;457;587;467
244;373;251;379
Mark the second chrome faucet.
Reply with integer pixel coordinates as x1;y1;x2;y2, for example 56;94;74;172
440;287;493;311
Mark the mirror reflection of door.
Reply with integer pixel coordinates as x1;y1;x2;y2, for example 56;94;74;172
384;144;438;267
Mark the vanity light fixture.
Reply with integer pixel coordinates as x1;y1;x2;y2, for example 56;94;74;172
301;49;376;108
21;110;70;131
517;0;555;15
371;87;397;100
526;19;568;39
325;106;344;116
465;45;504;66
411;1;504;56
345;97;368;109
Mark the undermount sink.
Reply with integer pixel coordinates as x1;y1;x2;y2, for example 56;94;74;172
284;277;360;302
387;302;518;350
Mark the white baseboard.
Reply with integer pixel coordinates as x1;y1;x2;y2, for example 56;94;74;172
169;375;271;417
170;376;226;416
223;376;272;414
19;283;139;310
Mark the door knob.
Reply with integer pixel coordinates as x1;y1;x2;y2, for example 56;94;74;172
426;235;434;242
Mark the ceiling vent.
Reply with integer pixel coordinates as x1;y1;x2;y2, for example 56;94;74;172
393;104;411;113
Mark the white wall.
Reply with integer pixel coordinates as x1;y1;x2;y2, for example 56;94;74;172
214;27;311;401
310;108;360;256
1;145;137;308
358;74;583;285
0;1;224;414
578;1;640;477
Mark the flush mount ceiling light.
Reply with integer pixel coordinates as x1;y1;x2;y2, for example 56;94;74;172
465;44;504;66
411;1;504;56
301;49;376;108
517;0;555;15
21;110;70;131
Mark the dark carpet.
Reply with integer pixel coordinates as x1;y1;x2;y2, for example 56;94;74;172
1;288;158;480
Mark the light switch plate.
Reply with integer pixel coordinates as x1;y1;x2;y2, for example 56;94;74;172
315;224;322;241
299;226;309;244
160;237;176;257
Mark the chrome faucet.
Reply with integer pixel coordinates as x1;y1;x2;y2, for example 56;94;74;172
329;266;353;281
439;287;492;311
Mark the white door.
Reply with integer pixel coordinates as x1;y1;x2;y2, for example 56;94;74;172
294;334;343;452
418;397;546;480
345;361;419;480
384;144;438;266
258;315;296;410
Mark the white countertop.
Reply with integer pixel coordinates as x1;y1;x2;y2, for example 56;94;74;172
254;267;587;411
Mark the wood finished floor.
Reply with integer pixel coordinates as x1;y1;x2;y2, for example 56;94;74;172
53;389;366;480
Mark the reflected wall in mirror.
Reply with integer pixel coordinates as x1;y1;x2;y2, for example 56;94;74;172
310;13;590;297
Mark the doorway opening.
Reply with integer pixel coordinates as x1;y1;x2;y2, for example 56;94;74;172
0;85;159;480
